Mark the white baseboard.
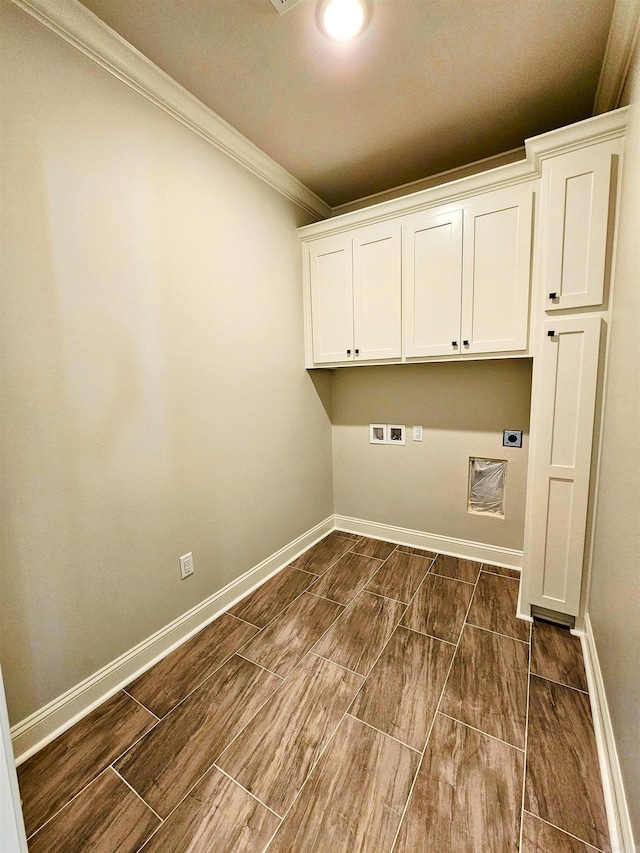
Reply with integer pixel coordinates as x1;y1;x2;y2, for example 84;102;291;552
333;515;523;570
579;614;636;853
11;516;333;765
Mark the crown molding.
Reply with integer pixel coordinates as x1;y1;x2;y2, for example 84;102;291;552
330;147;527;217
593;0;640;114
10;0;331;220
299;158;537;239
299;108;628;239
526;107;628;169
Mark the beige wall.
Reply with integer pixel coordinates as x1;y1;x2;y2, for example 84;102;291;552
331;359;532;551
588;42;640;840
0;1;333;724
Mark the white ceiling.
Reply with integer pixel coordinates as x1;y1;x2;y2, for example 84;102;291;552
78;0;615;207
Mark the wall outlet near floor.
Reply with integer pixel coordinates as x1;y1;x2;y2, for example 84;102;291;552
180;552;194;579
413;426;423;441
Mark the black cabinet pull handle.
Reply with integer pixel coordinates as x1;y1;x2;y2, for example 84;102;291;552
547;330;555;337
549;292;557;299
355;348;360;355
452;341;458;347
463;340;469;346
347;349;351;355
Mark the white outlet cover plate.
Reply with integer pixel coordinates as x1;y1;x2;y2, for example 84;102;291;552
413;426;423;441
180;552;194;579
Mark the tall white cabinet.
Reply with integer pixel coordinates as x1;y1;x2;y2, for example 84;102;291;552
523;131;623;621
299;109;627;625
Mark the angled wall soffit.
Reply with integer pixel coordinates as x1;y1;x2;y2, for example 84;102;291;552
9;0;331;220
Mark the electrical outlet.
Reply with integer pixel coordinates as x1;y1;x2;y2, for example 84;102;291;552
413;426;423;441
180;552;194;579
502;430;523;448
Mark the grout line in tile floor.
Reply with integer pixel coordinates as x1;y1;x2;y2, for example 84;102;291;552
428;568;476;585
134;649;301;850
230;612;263;629
517;598;533;853
400;623;458;646
122;688;161;720
213;763;282;818
528;671;590;694
235;653;284;680
388;565;483;853
522;809;609;853
24;767;113;842
344;713;422;754
310;651;361;675
465;620;531;644
111;766;164;822
437;712;526;753
262;562;416;851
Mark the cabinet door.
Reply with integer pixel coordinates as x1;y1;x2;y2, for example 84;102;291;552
353;221;402;361
309;233;354;364
527;317;602;616
461;185;532;354
403;209;463;358
542;141;618;311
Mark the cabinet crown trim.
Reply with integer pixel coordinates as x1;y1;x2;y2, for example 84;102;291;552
298;108;628;240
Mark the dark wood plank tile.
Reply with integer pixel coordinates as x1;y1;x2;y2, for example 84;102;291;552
521;811;601;853
141;766;280;853
396;545;438;559
481;564;521;580
401;573;474;644
268;715;419;853
217;654;363;815
313;590;406;676
365;550;432;603
28;769;159;853
332;529;362;541
17;691;156;837
394;714;523;853
239;592;344;677
290;534;355;575
531;621;588;692
351;626;454;750
466;572;530;642
525;676;610;851
350;536;397;560
440;625;528;748
310;551;383;605
115;656;281;817
228;566;314;627
430;554;482;584
125;613;258;717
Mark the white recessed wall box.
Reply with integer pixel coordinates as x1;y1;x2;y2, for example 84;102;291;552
369;424;405;444
369;424;387;444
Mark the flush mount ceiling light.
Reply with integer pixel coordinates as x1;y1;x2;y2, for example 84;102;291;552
319;0;368;41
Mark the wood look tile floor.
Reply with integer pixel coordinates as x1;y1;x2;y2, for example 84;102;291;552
18;533;611;853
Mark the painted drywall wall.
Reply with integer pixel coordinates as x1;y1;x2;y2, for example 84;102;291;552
330;359;532;551
0;1;333;724
588;42;640;840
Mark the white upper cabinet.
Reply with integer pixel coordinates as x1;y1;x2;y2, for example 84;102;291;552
403;209;463;358
307;221;401;366
353;221;402;361
300;110;626;370
541;140;620;312
309;233;354;364
461;184;533;355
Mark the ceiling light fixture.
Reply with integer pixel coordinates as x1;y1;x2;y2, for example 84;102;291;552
320;0;367;41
